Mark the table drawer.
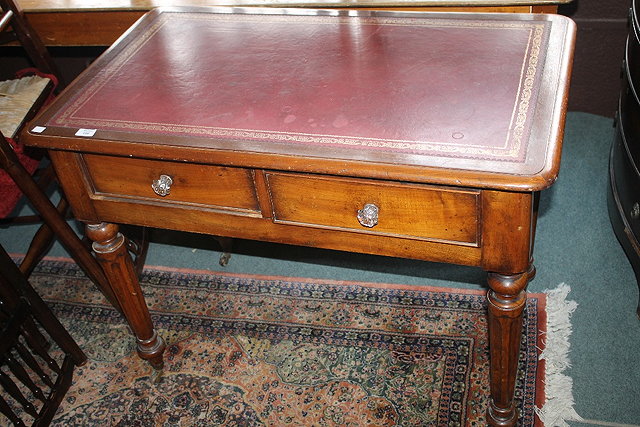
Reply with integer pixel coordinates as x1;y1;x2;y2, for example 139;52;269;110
266;173;480;245
82;154;260;213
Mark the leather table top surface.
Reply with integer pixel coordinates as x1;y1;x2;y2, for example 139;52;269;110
27;7;576;190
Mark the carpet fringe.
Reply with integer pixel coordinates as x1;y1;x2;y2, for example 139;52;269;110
535;283;583;426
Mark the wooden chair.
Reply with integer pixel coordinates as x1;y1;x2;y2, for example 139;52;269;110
0;242;86;426
0;0;133;306
0;0;64;85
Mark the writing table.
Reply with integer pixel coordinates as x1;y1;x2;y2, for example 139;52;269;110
24;7;575;425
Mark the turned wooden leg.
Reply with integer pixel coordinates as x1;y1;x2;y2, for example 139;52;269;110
85;222;165;370
486;268;531;426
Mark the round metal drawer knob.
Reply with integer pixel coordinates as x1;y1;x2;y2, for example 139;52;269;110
357;203;379;228
632;202;640;219
151;174;173;197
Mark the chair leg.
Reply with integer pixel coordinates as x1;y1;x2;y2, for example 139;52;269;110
19;197;68;277
0;245;86;366
0;135;122;314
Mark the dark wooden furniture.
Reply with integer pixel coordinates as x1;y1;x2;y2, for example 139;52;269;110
23;8;576;425
1;0;64;236
608;0;640;318
0;0;124;309
558;0;630;117
15;0;566;47
1;0;64;81
0;243;86;426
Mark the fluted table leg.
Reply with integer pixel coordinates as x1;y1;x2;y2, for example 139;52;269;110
85;222;165;371
486;268;532;426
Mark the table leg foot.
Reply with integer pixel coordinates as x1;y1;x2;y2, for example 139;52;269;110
486;269;531;427
86;222;166;371
219;252;231;266
488;400;517;426
137;331;165;371
214;236;233;266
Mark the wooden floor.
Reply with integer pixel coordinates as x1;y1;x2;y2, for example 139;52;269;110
17;0;563;46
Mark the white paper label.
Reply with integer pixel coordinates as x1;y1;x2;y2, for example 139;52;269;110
31;126;46;133
75;128;97;137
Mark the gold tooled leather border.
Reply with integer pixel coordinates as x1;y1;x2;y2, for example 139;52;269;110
52;12;549;163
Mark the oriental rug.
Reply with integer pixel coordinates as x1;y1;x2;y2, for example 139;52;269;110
25;258;547;426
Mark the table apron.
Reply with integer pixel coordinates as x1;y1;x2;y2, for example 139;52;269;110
49;150;535;273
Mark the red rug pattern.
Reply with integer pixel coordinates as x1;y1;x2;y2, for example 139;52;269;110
24;259;545;426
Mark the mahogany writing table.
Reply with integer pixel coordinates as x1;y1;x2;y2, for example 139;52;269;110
24;7;575;425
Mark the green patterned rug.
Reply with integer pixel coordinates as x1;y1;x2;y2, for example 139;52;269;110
27;258;546;426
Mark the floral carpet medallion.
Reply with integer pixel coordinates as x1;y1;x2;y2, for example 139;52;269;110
26;259;544;426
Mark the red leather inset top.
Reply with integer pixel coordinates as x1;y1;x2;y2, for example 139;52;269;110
47;11;558;166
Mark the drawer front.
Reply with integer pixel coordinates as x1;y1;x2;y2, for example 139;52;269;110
266;173;479;245
82;154;260;213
